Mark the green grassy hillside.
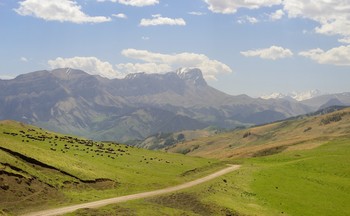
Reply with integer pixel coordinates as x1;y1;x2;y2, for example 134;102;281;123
167;107;350;159
1;107;350;216
67;107;349;216
132;127;221;150
70;137;350;216
0;120;221;215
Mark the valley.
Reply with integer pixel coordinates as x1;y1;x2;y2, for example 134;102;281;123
1;107;349;215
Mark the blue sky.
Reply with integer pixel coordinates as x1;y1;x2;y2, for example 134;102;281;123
1;0;350;97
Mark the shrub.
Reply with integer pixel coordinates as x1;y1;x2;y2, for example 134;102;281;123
243;131;251;138
320;112;347;125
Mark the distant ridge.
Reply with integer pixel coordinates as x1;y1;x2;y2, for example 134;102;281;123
166;107;350;159
0;68;334;142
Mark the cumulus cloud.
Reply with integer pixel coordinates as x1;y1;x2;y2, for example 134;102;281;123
120;49;232;80
204;0;281;14
20;57;28;62
15;0;111;24
97;0;159;7
0;75;15;80
116;63;172;74
188;11;206;16
47;49;232;80
203;0;350;43
48;57;121;79
241;46;293;60
299;45;350;66
283;0;350;43
268;9;284;21
237;16;259;24
112;13;127;19
140;15;186;26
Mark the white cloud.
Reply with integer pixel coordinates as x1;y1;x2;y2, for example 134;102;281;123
299;45;350;66
268;9;284;21
0;75;15;80
97;0;159;7
141;36;150;40
112;13;127;19
120;49;232;80
116;63;172;74
203;0;350;43
237;16;259;24
140;15;186;26
48;57;121;79
15;0;111;24
20;57;28;62
188;11;206;16
152;14;161;18
241;46;293;60
47;49;233;81
283;0;350;43
204;0;282;14
338;38;350;44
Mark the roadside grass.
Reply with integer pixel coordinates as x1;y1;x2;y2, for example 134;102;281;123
184;138;350;216
89;138;349;216
64;199;199;216
249;138;350;216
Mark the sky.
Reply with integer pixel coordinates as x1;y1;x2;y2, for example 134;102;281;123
1;0;350;97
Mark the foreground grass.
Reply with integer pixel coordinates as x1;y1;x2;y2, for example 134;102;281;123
0;121;222;215
193;138;350;216
1;119;349;215
249;138;350;215
75;138;350;216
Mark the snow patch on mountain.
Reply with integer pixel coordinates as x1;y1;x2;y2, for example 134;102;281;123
261;90;323;101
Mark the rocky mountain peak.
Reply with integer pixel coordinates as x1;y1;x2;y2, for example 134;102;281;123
125;72;146;80
175;68;207;86
49;68;89;80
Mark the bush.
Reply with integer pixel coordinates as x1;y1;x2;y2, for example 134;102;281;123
320;112;347;125
243;131;251;138
304;127;312;132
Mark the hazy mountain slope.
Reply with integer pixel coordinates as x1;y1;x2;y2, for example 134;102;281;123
166;106;350;159
0;68;313;142
90;107;208;141
301;92;350;109
261;90;322;101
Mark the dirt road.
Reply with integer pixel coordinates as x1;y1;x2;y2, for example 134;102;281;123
23;164;240;216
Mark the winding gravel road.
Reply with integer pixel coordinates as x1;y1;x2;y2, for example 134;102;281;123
23;164;240;216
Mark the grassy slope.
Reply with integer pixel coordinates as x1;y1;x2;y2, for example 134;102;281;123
135;128;219;150
2;108;350;215
167;107;350;159
249;138;350;215
62;108;350;216
0;120;222;215
80;138;349;216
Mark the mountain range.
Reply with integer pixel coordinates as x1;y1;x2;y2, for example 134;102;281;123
260;89;323;101
0;68;349;142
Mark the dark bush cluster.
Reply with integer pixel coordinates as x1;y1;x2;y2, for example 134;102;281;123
320;112;348;125
243;131;251;138
304;127;312;132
